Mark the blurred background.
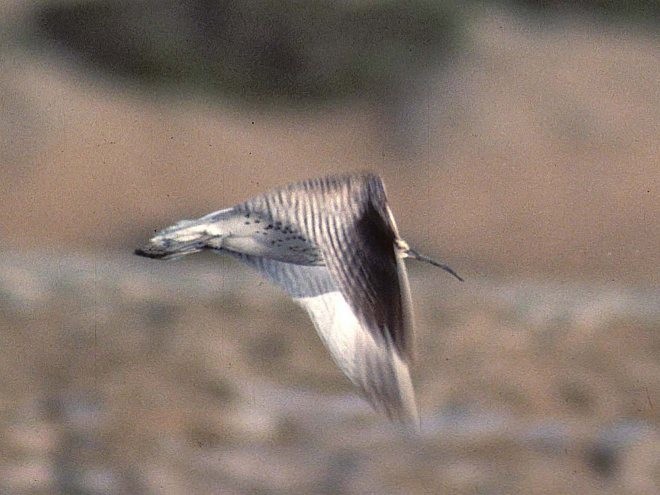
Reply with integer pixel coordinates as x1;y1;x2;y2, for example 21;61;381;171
0;0;658;493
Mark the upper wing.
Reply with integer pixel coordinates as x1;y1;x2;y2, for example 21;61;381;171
237;173;416;363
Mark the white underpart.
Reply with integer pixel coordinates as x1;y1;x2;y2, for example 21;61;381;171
297;292;362;377
295;291;418;423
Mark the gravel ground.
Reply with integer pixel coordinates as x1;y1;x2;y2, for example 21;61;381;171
1;252;658;494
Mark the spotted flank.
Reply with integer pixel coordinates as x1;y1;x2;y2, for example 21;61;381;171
135;172;462;425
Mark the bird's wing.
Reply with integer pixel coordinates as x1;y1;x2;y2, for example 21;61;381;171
319;191;416;364
296;289;418;424
226;252;418;423
237;173;415;363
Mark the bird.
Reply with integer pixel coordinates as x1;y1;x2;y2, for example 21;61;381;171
135;172;462;424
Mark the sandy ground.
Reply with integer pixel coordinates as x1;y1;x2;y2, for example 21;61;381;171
0;2;658;494
1;252;658;494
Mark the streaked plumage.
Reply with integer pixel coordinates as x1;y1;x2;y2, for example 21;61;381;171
135;172;462;424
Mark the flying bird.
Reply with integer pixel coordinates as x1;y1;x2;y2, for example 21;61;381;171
135;172;462;424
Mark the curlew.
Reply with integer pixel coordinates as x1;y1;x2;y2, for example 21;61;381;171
135;172;462;424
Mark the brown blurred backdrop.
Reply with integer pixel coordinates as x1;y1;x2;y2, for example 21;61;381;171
0;1;658;494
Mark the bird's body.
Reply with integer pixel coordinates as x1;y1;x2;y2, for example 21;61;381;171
136;172;461;424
